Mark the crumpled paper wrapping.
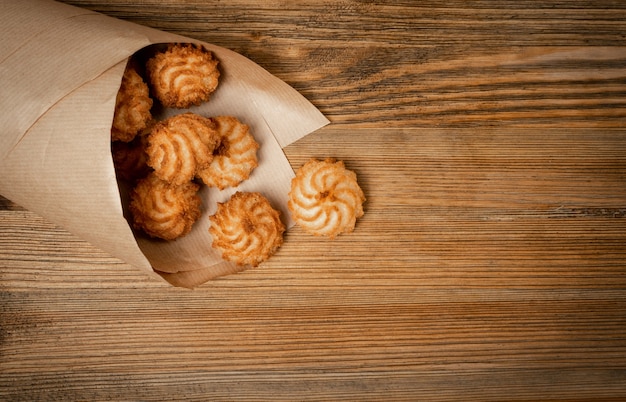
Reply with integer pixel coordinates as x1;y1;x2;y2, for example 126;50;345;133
0;0;329;287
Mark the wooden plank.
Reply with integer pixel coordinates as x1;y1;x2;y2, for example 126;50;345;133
60;1;626;128
2;127;626;399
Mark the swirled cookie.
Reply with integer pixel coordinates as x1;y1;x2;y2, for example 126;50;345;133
129;172;202;240
288;158;365;238
196;116;259;190
111;132;152;183
209;192;285;266
146;113;220;185
146;43;220;108
111;63;153;142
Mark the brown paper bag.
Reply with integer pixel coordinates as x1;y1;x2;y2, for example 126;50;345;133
0;0;329;287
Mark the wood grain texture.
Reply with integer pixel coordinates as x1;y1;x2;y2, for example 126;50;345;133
2;0;626;400
61;0;626;128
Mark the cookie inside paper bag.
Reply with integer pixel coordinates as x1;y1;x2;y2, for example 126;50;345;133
0;0;329;288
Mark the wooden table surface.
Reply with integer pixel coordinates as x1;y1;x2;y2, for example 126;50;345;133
2;1;626;400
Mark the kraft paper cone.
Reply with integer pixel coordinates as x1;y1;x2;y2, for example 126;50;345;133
0;0;329;287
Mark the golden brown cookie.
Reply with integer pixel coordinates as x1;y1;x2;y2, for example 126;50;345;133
196;116;259;190
111;129;152;182
209;192;285;266
111;62;153;142
288;158;365;238
129;172;202;240
146;43;220;108
146;113;220;186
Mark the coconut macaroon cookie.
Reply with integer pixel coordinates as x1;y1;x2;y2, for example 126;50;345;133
196;116;259;190
129;172;202;241
146;43;220;108
288;158;365;238
111;131;152;182
111;63;153;142
146;113;220;186
209;192;285;266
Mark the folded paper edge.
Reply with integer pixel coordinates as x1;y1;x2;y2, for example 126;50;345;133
1;0;330;287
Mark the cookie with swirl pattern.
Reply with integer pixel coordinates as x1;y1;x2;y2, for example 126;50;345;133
111;62;153;142
111;134;151;183
209;192;285;266
288;158;365;238
196;116;259;190
146;113;220;186
146;43;220;108
129;172;202;240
